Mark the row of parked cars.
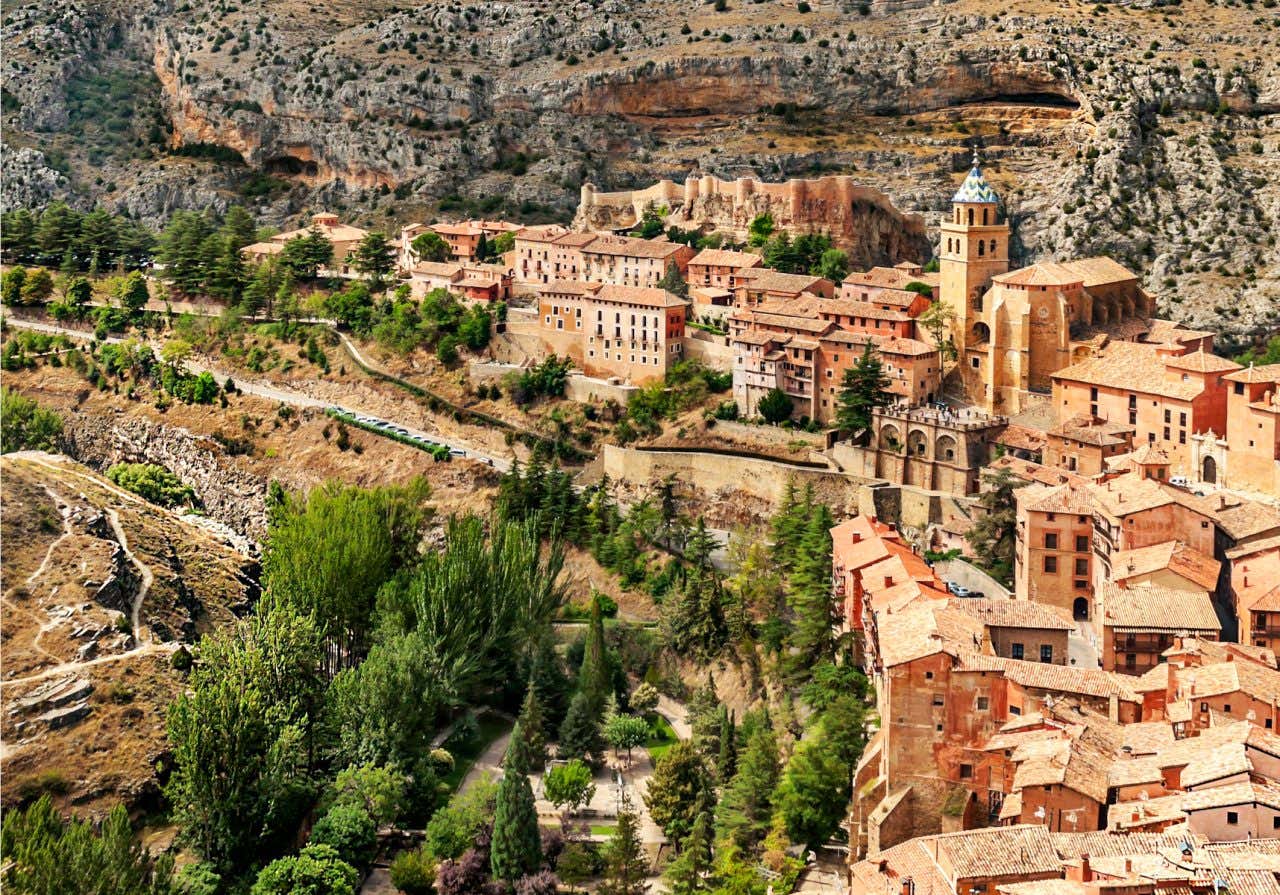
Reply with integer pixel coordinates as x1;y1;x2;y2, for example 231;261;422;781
945;580;984;599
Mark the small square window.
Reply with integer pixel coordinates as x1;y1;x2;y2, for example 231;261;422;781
977;697;989;710
925;671;934;680
1227;811;1239;825
959;764;973;779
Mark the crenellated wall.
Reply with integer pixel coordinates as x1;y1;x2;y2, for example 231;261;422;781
575;173;931;270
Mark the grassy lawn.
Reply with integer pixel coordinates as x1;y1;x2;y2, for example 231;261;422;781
440;713;512;793
590;824;617;837
644;713;679;763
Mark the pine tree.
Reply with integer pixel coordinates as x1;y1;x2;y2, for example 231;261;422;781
665;811;712;895
558;692;604;766
784;504;837;683
835;343;892;439
491;740;542;882
527;633;571;735
714;722;779;850
515;684;548;771
507;721;538;777
599;794;647;895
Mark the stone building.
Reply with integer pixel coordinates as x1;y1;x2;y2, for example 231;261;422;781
242;211;368;278
937;155;1155;415
574;173;931;270
1096;582;1221;675
1195;363;1280;494
859;404;1007;495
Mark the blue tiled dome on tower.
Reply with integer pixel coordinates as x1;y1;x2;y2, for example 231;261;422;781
952;152;999;205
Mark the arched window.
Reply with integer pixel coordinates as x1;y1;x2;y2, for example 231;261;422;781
982;208;989;225
978;241;985;257
989;239;997;254
955;208;961;224
967;208;974;226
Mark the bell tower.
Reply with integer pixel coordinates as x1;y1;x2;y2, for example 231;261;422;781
939;152;1010;349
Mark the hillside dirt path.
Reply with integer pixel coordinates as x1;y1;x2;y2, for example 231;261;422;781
104;507;154;643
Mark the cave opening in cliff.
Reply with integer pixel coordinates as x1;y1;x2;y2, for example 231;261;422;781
964;92;1081;110
266;155;319;177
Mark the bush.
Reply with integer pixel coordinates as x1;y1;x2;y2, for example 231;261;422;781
389;847;436;895
309;804;378;870
425;774;499;861
106;462;195;507
0;387;63;453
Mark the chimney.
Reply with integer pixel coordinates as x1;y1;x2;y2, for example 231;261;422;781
1124;858;1132;874
852;532;862;544
885;575;895;589
1220;495;1229;511
900;878;915;895
1081;854;1092;882
1227;652;1234;662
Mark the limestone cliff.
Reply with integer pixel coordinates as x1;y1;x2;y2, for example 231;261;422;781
1;0;1276;342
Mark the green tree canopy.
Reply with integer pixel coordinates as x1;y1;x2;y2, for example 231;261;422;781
543;758;597;814
644;740;714;844
757;387;792;424
411;230;452;263
1;797;174;895
352;231;395;285
250;843;357;895
0;388;62;454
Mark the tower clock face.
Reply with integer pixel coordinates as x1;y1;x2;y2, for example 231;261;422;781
1038;306;1049;319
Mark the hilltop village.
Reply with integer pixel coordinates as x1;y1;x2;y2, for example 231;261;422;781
3;153;1280;895
244;161;1280;890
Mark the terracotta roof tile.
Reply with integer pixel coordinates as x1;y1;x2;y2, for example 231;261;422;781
593;284;686;308
1098;582;1221;632
949;597;1075;630
1164;350;1242;375
688;248;763;268
1111;541;1221;592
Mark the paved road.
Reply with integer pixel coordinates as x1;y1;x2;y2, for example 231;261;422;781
4;318;512;471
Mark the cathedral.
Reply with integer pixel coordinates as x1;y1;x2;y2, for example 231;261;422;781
939;155;1153;414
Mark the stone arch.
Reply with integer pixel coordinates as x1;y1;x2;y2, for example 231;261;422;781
907;428;929;457
1073;597;1090;621
1094;299;1111;325
978;240;985;257
989;239;997;255
879;423;902;452
936;434;958;464
1202;455;1218;485
972;321;991;343
983;208;989;225
967;208;975;226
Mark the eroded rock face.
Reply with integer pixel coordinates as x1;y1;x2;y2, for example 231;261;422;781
1;0;1276;339
59;413;269;543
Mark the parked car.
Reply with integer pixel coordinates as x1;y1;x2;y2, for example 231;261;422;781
1169;475;1190;488
946;581;971;597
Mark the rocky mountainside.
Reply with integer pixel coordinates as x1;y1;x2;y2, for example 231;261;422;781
2;0;1277;341
0;452;256;816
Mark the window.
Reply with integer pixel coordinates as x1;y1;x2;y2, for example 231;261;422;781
1260;613;1269;628
977;696;989;710
1045;533;1058;549
1044;556;1058;573
1011;643;1025;660
959;763;973;779
1010;705;1021;715
1164;409;1172;424
1179;412;1187;426
1075;558;1089;576
932;694;944;706
1126;654;1136;669
925;671;934;680
1227;811;1239;825
1201;702;1209;712
972;357;981;368
1224;704;1232;714
1040;645;1054;663
1074;579;1088;590
1076;536;1089;552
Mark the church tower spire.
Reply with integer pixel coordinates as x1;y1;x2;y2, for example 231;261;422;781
938;151;1010;357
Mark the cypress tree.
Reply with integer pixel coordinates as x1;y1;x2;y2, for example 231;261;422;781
577;594;610;715
491;740;542;882
717;709;737;783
